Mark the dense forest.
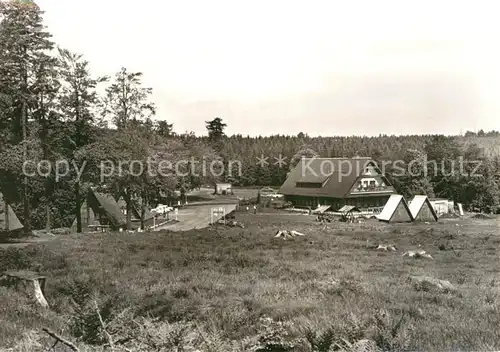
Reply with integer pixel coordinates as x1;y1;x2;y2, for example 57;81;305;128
1;0;499;231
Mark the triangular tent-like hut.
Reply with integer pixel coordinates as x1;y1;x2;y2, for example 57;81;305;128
409;195;438;222
377;195;413;223
71;188;126;232
0;192;24;232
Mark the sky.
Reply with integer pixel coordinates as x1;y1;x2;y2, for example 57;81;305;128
36;0;500;137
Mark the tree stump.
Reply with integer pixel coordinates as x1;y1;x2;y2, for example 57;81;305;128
0;270;49;307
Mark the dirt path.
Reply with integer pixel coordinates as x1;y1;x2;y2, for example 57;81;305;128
154;203;238;232
0;236;56;249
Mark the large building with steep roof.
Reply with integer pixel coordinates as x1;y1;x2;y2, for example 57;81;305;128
279;157;396;210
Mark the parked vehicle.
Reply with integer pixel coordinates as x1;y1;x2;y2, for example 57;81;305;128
151;204;173;215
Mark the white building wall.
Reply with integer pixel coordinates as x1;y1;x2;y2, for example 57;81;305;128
431;200;449;216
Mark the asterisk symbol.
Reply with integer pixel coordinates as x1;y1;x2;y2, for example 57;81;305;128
274;154;287;168
256;154;269;167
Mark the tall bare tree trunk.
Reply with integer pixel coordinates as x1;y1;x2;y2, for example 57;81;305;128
22;99;30;235
21;45;30;235
75;92;82;233
140;191;147;230
85;195;90;229
125;189;132;230
45;202;50;230
75;181;82;232
5;199;9;231
44;165;51;230
41;93;51;231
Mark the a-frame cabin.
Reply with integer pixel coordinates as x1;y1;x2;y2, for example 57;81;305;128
409;195;438;222
71;188;126;232
0;192;24;233
377;194;413;223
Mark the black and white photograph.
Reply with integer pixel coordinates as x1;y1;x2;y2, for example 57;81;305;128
0;0;499;351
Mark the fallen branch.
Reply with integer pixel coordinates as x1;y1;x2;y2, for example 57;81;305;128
274;229;306;239
377;244;397;251
42;328;79;351
402;249;433;259
94;300;115;351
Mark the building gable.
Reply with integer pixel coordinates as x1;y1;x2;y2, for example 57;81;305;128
348;175;394;196
390;201;413;222
71;200;97;231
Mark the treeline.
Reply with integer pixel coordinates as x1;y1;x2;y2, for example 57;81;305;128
0;1;499;232
219;133;500;214
464;130;500;137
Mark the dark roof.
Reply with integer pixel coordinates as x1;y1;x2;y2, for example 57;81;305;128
297;173;330;183
279;157;384;198
90;189;127;227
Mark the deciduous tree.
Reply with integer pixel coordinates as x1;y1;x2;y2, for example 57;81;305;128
101;67;155;130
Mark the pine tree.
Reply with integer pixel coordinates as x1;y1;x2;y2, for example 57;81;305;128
58;48;107;232
0;0;55;234
205;117;227;142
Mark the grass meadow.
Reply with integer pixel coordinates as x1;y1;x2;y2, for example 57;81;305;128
0;211;499;351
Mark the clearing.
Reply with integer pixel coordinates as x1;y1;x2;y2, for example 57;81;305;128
0;211;499;351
